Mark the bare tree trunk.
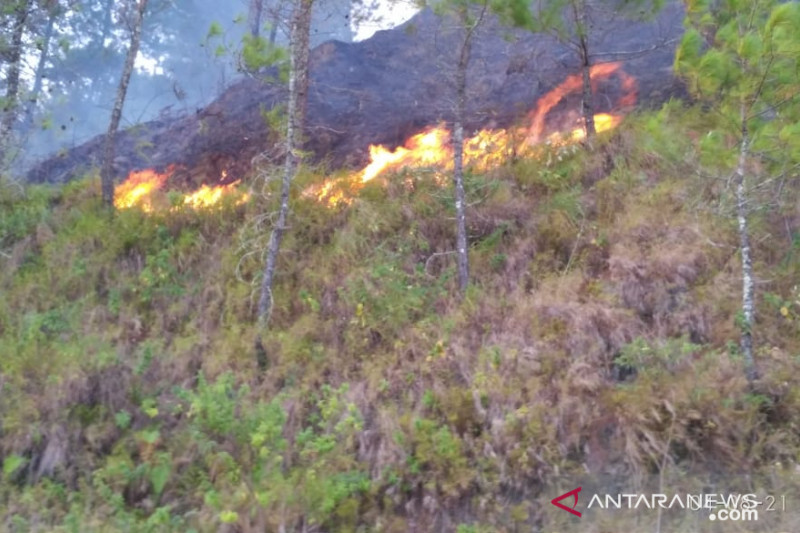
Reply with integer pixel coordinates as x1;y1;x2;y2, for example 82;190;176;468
100;0;148;208
450;3;487;295
573;0;595;140
264;0;284;45
269;21;279;45
21;10;56;138
452;15;472;294
736;104;757;383
0;0;30;166
257;0;314;326
250;0;265;37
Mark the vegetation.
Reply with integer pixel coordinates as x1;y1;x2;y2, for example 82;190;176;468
2;98;800;530
3;1;800;531
676;0;800;382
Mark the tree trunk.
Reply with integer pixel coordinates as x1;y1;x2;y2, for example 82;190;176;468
573;0;595;140
0;0;30;167
269;21;279;45
21;10;56;139
250;0;265;37
736;104;757;383
257;0;314;326
100;0;148;208
101;0;114;43
452;11;473;295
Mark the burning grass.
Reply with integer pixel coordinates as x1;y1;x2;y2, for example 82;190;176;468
113;167;250;212
303;62;635;207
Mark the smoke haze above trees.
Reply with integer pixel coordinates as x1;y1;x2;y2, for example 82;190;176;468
0;0;413;176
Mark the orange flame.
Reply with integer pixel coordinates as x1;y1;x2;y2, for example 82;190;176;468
114;167;173;211
305;62;636;206
183;180;249;208
114;166;249;211
525;62;635;144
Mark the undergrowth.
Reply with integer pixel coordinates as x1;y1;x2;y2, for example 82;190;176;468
1;103;800;532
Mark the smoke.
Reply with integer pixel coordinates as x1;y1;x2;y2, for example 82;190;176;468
12;0;356;177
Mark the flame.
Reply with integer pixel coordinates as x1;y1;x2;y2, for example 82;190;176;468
114;166;249;211
183;180;249;209
114;167;173;212
525;62;635;144
305;62;637;206
304;127;453;205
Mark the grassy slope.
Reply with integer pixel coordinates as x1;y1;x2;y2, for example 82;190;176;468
1;102;800;532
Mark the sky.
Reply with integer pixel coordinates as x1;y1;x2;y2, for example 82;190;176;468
352;0;420;41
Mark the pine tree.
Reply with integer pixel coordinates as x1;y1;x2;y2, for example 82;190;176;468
0;0;31;168
424;0;532;294
676;0;800;383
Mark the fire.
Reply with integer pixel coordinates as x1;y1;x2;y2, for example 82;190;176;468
305;62;636;206
524;62;635;144
303;127;453;205
114;166;249;212
114;167;173;211
363;127;450;183
183;180;248;209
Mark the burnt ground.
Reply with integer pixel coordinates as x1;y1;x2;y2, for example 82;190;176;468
25;3;686;187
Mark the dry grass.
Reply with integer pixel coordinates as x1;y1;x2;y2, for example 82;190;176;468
2;108;800;531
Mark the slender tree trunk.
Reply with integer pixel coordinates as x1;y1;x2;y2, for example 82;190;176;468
269;21;279;45
101;0;114;42
250;0;265;37
100;0;148;208
266;0;283;45
573;0;595;140
449;3;487;294
257;0;314;326
0;0;30;166
21;11;56;139
736;104;757;383
452;12;472;294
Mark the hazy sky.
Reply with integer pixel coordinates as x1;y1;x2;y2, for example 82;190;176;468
352;0;420;40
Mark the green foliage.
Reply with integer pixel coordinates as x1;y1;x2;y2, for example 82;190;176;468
615;336;700;377
206;21;223;39
0;184;54;250
115;410;132;430
241;34;288;73
676;0;800;150
3;454;27;480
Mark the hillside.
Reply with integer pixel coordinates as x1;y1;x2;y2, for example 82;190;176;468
2;101;800;531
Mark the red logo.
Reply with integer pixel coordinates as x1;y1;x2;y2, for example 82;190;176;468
551;487;582;517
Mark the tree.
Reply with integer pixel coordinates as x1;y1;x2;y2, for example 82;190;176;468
533;0;665;141
0;0;31;168
432;0;491;293
257;0;314;326
20;1;60;140
100;0;149;208
426;0;532;294
676;0;800;382
250;0;266;37
450;1;488;294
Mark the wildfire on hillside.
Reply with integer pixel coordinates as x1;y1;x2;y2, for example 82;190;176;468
305;62;636;206
114;167;250;212
114;63;636;211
